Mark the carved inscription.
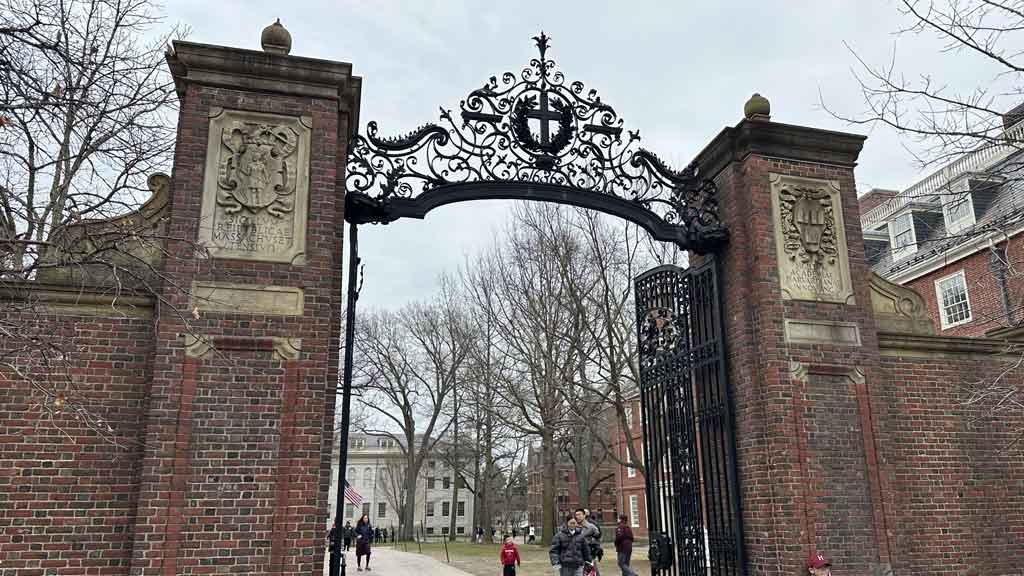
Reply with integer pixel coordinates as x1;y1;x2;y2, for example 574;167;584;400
770;174;854;303
199;109;311;264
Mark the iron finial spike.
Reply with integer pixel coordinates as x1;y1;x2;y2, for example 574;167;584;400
533;31;549;60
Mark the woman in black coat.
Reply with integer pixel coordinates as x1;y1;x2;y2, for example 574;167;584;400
354;514;373;571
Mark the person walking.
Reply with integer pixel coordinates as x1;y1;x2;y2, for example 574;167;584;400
575;509;603;565
342;520;354;552
500;534;522;576
550;515;592;576
613;514;637;576
528;525;536;544
354;514;373;572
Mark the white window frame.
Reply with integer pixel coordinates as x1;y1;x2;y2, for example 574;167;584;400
888;213;917;260
627;463;637;479
942;187;975;234
629;495;640;528
934;269;973;329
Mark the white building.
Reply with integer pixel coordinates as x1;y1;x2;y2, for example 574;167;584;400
327;433;475;539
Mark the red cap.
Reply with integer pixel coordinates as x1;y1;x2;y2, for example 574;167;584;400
807;552;831;569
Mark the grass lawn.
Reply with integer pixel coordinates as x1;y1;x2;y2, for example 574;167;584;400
404;540;649;576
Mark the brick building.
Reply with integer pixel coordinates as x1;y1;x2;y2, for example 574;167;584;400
611;396;647;540
524;441;618;539
860;109;1024;337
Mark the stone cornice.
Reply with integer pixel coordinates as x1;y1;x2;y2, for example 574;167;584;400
694;118;867;180
878;330;1024;357
166;41;362;131
0;282;154;317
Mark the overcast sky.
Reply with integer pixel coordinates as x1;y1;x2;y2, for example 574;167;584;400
165;0;1007;310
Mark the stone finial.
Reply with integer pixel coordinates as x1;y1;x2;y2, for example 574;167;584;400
261;19;292;55
743;93;770;120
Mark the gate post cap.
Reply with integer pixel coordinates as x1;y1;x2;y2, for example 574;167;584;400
743;93;771;120
261;18;292;55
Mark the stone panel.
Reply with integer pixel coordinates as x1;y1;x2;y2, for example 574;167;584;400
784;318;861;346
770;173;854;303
190;281;304;316
198;108;312;264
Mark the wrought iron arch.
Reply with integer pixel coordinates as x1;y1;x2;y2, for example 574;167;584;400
343;32;729;254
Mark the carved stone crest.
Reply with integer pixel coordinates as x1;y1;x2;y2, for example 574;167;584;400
217;122;299;217
199;109;311;264
770;174;853;303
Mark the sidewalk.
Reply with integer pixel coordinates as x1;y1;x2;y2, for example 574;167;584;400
338;547;475;576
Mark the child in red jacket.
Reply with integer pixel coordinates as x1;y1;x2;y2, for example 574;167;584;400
500;535;521;576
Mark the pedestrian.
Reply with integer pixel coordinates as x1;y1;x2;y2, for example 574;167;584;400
354;514;373;572
613;514;637;576
343;520;353;551
327;521;338;554
550;515;592;576
528;525;536;544
512;527;518;541
807;552;831;575
575;508;603;567
373;527;380;543
500;534;522;576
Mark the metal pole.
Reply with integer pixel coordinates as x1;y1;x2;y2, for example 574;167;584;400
329;223;360;576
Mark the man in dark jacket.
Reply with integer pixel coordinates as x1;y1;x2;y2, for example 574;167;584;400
614;514;637;576
550;516;592;576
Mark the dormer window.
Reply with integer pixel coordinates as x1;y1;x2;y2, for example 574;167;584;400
888;213;917;260
942;189;975;234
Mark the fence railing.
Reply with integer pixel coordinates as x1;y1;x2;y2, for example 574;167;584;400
861;120;1024;229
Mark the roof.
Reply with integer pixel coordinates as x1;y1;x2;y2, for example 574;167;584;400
868;151;1024;279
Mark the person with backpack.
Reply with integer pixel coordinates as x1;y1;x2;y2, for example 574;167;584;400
550;515;592;576
342;520;354;551
575;509;603;566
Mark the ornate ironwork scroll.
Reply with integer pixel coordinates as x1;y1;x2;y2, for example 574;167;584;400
344;32;728;253
635;260;745;576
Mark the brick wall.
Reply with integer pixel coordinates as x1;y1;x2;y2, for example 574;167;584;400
0;305;153;576
611;398;646;539
876;337;1024;576
904;233;1024;337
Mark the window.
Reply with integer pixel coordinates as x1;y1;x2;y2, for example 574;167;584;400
624;404;634;430
362;502;371;518
457;501;466;517
350;438;365;449
935;270;972;329
627;463;637;479
443;476;451;490
347;467;356;482
363;467;373;488
889;213;916;259
442;501;450;517
378;438;394;449
426;527;435;535
943;190;975;233
427;477;436;490
442;526;450;535
458;477;468;489
378;502;387;518
426;501;435;516
629;495;640;528
345;503;355;518
457;526;465;535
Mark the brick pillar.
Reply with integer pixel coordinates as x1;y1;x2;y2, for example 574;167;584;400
129;29;360;576
692;103;894;575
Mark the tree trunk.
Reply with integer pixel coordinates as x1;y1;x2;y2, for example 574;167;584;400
402;455;418;541
541;429;557;542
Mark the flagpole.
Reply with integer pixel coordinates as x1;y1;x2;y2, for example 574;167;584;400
330;222;360;576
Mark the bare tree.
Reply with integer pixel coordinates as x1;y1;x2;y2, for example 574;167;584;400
832;0;1024;442
0;0;199;446
355;284;472;540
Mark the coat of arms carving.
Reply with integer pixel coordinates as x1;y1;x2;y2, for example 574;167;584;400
778;185;838;266
216;122;299;218
770;174;853;304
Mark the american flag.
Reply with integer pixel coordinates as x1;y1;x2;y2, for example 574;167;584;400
343;480;363;506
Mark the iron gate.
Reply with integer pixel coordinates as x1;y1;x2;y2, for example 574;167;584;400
635;259;744;576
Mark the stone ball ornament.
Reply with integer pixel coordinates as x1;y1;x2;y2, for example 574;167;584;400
261;19;292;55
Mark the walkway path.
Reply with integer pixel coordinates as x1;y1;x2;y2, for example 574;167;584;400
341;547;475;576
